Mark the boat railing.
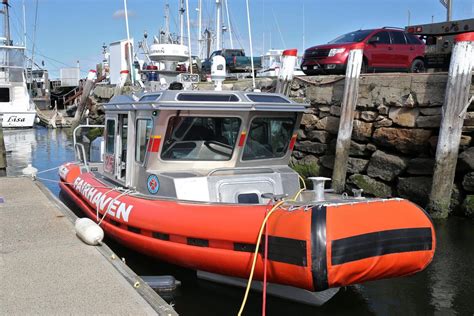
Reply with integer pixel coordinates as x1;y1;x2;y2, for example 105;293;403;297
73;124;105;170
74;143;89;171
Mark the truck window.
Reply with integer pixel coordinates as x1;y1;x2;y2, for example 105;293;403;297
407;34;423;45
370;31;390;44
390;31;407;44
242;117;295;161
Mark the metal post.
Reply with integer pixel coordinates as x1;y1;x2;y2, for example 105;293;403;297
428;32;474;217
332;45;364;193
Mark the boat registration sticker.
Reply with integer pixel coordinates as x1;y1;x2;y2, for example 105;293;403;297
147;174;160;194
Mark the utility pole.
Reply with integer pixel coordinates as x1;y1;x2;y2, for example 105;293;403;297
447;0;452;21
439;0;452;21
407;9;411;26
216;0;222;51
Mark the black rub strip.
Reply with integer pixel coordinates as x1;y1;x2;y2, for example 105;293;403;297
152;232;170;241
311;205;328;291
128;226;141;234
331;227;432;266
187;238;209;247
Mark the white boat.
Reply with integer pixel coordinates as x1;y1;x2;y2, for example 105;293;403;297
0;1;36;128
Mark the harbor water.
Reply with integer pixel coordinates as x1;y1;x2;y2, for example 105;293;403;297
4;127;474;315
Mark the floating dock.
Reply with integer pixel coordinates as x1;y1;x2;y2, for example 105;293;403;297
0;177;177;315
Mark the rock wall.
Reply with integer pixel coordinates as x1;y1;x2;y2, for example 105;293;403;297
289;73;474;218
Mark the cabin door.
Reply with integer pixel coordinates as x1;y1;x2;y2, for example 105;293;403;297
115;114;128;182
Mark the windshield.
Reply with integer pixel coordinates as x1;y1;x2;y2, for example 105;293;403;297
328;30;373;44
161;116;241;161
242;117;295;161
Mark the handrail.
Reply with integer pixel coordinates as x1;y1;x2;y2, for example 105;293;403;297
207;166;275;176
74;143;89;172
73;124;105;147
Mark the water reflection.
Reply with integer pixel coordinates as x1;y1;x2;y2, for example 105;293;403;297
3;128;474;315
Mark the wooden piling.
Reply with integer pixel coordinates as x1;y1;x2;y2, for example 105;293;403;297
0;127;6;176
332;45;364;193
428;32;474;218
71;70;97;130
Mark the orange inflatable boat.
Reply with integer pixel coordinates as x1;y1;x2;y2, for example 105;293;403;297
59;90;435;296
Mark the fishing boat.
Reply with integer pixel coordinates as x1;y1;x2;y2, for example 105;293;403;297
0;0;36;128
59;89;435;305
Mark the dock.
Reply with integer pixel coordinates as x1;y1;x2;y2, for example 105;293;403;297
0;177;177;315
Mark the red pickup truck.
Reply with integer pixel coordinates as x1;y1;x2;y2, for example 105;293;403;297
301;27;425;75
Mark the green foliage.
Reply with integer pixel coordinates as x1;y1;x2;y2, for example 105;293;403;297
87;128;104;143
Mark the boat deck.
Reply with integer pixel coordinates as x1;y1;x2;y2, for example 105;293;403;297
0;177;176;315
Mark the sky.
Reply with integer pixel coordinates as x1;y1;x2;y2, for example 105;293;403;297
3;0;473;78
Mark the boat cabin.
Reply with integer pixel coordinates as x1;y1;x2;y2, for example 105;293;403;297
98;90;307;204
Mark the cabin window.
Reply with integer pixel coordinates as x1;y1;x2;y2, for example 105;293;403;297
176;93;239;102
0;88;10;102
135;118;153;163
242;117;295;160
161;116;241;161
105;119;116;154
246;94;290;103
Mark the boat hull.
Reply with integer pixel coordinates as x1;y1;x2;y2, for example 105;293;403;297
59;163;435;292
0;112;36;128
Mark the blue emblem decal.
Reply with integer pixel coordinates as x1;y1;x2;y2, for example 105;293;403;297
147;174;160;194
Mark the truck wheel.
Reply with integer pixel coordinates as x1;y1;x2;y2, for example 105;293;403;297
361;60;368;73
410;59;425;73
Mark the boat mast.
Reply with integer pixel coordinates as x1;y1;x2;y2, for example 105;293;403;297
164;3;170;43
22;0;26;48
198;0;202;59
179;0;184;45
2;0;11;45
224;0;233;49
215;0;221;51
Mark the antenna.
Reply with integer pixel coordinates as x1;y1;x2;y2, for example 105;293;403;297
245;0;256;90
123;0;134;84
22;0;26;48
216;0;222;51
185;0;192;74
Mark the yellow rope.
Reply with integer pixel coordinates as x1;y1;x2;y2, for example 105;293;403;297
237;174;307;315
237;199;285;316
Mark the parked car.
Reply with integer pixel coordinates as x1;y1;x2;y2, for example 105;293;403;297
301;27;425;75
201;49;262;74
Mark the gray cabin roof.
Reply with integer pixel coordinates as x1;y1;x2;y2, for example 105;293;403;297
104;90;308;113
